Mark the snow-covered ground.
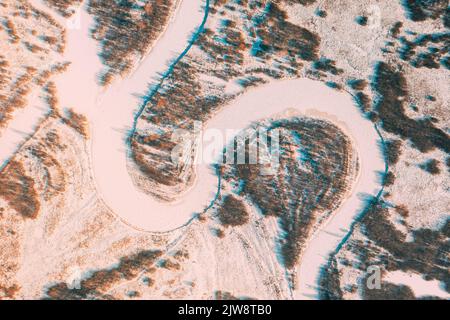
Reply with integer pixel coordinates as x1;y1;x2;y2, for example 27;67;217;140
0;0;65;171
384;270;449;299
0;87;49;170
7;0;387;299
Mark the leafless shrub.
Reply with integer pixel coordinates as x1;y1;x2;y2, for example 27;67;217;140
28;140;66;199
159;259;181;271
216;194;249;227
62;108;89;138
372;62;450;153
382;171;395;186
390;21;403;38
44;81;59;111
384;139;402;165
420;159;441;175
3;18;19;43
395;204;409;218
214;228;225;238
348;79;368;91
24;41;45;53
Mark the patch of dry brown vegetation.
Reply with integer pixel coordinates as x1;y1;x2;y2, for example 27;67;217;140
0;284;20;299
372;62;450;153
214;290;256;300
62;108;89;138
159;258;181;271
0;160;40;219
45;249;162;299
0;69;34;128
216;194;249;227
131;61;227;194
28;138;66;200
43;0;82;17
87;0;175;84
3;18;19;43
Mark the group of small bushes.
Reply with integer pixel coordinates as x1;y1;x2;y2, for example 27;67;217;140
197;21;248;67
313;58;344;76
317;258;343;300
43;0;81;17
419;158;441;174
320;197;449;299
131;61;229;192
0;160;40;219
198;1;322;83
397;33;450;70
390;21;403;39
0;68;36;128
45;250;162;299
283;0;317;5
252;2;321;62
382;171;396;186
216;194;249;227
401;0;449;27
372;62;450;154
0;56;10;124
87;0;174;85
62;108;89;138
384;139;402;165
347;79;371;114
361;200;450;293
0;7;66;128
2;18;19;43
